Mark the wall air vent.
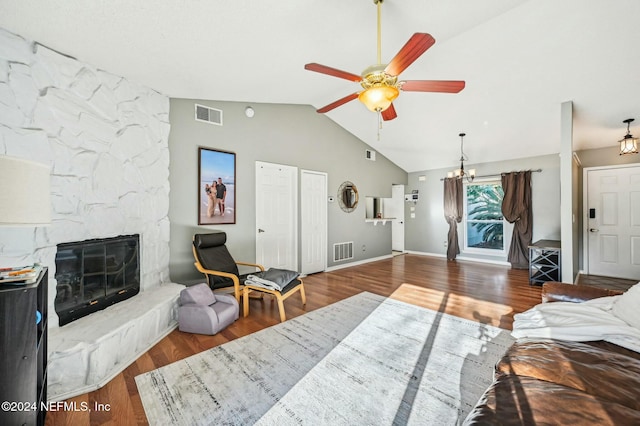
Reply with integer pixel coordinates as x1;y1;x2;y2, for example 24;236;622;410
333;241;354;262
365;149;376;161
195;104;223;126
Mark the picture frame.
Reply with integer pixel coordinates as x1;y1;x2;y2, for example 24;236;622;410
198;147;236;225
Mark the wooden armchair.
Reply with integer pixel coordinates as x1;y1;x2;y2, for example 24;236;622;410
193;232;306;322
192;232;264;302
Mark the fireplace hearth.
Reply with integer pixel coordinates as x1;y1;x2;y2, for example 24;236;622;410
54;234;140;326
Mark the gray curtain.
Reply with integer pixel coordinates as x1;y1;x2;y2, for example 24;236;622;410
501;171;533;269
443;177;463;260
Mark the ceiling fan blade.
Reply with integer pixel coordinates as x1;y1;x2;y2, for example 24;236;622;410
316;93;360;113
381;104;397;121
401;80;466;93
385;33;435;76
304;63;362;82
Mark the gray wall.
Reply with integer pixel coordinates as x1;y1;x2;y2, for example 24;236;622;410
576;146;640;168
168;99;407;284
404;154;561;263
573;146;640;272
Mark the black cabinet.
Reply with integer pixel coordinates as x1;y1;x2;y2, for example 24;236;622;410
0;267;48;426
529;240;561;285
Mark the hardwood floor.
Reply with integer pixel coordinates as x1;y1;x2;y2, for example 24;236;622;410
44;254;542;425
576;273;637;292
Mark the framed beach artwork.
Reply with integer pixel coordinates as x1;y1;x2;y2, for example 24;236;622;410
198;147;236;225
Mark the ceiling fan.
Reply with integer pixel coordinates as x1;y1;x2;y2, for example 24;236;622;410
304;0;465;121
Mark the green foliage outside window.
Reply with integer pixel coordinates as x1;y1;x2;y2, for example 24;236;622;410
466;183;504;250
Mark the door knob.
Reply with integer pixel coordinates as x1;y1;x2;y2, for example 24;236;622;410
589;228;599;233
258;228;265;233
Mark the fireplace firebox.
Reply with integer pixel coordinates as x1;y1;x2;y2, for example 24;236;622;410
54;234;140;326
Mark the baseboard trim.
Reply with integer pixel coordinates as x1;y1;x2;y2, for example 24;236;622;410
325;254;393;272
404;250;446;258
574;270;584;285
456;256;511;267
404;251;511;267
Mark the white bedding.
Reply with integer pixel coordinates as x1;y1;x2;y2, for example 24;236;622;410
512;283;640;353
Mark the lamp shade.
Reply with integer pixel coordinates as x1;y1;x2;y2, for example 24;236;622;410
618;118;639;155
0;156;51;226
619;136;639;155
358;85;399;112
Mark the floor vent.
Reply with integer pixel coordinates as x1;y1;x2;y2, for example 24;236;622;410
333;241;354;262
365;149;376;161
195;104;223;125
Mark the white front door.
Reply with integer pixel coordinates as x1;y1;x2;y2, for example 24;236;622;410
301;170;328;275
390;184;405;252
255;161;298;271
586;165;640;279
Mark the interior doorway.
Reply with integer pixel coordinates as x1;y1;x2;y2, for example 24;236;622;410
255;161;298;271
584;164;640;280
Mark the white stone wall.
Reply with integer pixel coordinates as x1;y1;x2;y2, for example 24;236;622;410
0;28;171;328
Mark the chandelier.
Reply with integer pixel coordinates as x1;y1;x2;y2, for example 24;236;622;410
447;133;475;182
619;118;639;155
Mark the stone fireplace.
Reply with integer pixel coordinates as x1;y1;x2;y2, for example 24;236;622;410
0;27;183;402
54;234;140;326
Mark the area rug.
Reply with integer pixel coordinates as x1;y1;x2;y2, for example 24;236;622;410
135;292;514;425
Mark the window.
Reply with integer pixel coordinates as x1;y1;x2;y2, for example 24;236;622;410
464;181;506;253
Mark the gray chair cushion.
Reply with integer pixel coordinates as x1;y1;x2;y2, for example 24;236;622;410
279;278;303;295
180;283;217;306
258;268;300;288
240;270;302;295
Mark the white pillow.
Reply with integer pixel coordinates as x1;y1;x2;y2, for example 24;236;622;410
612;282;640;329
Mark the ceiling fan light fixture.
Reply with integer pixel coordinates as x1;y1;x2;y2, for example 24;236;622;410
619;118;639;155
358;85;399;112
304;0;463;120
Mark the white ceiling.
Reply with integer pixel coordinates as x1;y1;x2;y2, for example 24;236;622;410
1;0;639;172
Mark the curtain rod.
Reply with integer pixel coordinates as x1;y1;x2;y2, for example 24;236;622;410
439;169;542;181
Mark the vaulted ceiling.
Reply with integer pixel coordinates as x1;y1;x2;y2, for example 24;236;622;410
1;0;638;172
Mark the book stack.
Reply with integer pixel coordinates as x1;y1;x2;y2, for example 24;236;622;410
0;265;43;285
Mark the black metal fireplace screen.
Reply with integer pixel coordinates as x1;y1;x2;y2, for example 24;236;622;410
54;234;140;326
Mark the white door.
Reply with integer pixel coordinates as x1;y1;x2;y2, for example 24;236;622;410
301;170;328;275
586;165;640;279
255;161;298;271
390;184;405;252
